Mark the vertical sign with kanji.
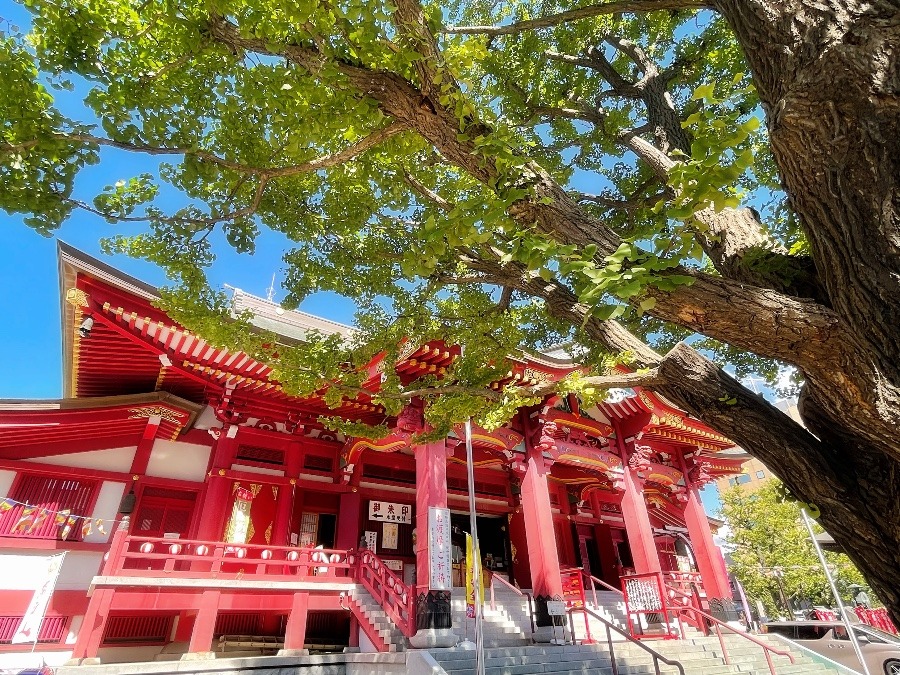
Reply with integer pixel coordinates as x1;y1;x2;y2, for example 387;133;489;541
428;506;452;591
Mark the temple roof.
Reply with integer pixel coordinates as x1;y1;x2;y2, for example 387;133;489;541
56;243;737;458
0;391;203;458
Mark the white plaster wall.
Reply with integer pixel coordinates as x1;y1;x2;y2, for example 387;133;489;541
192;404;219;431
0;468;16;497
145;439;211;482
0;550;103;591
81;481;125;544
66;614;83;644
22;446;137;473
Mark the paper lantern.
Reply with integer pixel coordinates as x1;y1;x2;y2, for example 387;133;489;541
287;550;299;562
261;549;273;560
195;545;209;556
235;547;247;559
169;543;182;555
139;542;154;554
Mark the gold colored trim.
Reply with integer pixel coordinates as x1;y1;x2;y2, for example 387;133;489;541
65;288;90;308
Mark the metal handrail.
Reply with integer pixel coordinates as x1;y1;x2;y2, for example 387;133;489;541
578;568;624;607
489;573;535;636
567;606;685;675
670;600;795;675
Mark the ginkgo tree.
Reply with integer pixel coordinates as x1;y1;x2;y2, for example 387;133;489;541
720;480;869;619
2;0;899;621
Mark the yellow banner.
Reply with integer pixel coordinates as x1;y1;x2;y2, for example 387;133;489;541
465;533;484;618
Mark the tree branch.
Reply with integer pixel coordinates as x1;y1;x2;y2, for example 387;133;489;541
204;12;828;359
401;170;454;211
445;0;711;36
55;123;407;178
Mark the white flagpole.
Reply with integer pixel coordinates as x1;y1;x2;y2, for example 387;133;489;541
465;418;486;675
800;508;871;675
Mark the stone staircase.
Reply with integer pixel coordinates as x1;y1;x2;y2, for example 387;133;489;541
570;589;632;643
429;632;842;675
452;587;533;647
347;583;407;652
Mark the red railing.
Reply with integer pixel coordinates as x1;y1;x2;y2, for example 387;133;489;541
659;576;794;675
354;549;415;637
854;607;898;635
102;531;354;581
621;572;678;640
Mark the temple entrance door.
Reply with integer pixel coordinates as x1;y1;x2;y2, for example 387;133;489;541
449;512;511;587
582;537;602;580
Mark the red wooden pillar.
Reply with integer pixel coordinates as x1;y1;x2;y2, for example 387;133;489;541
613;423;661;575
680;451;732;599
195;430;238;542
186;589;221;657
335;490;361;550
273;442;302;547
281;592;310;654
69;521;130;663
336;462;362;551
408;438;456;648
271;481;295;547
69;589;114;663
520;413;565;641
555;484;578;567
507;505;532;589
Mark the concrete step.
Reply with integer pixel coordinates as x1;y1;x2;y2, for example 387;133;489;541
427;636;842;675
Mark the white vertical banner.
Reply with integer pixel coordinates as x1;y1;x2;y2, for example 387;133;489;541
12;552;66;645
428;506;452;591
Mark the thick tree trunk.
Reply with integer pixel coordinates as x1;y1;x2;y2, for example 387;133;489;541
655;345;900;628
716;0;900;435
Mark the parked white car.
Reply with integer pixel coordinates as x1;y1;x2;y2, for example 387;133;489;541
763;620;900;674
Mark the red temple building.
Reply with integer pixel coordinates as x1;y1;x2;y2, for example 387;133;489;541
0;244;747;668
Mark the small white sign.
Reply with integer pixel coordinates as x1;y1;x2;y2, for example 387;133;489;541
383;559;403;571
428;507;452;591
382;522;399;549
369;500;412;524
363;530;378;555
546;601;567;616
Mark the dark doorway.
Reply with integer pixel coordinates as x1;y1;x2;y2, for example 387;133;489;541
617;540;634;570
449;513;511;580
584;538;603;579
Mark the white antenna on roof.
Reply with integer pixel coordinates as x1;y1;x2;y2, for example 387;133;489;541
266;272;277;303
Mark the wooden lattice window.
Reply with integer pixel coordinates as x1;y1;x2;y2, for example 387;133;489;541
0;615;67;644
0;473;97;540
102;615;174;645
132;487;196;538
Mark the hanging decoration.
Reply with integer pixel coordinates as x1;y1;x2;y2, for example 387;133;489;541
12;506;36;534
0;496;127;539
224;486;254;544
25;508;50;535
61;515;78;540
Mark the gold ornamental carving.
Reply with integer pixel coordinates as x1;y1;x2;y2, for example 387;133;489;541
523;367;554;384
128;406;185;425
65;288;90;308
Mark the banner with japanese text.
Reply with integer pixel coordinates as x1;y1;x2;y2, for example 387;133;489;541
427;506;451;590
12;552;66;644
